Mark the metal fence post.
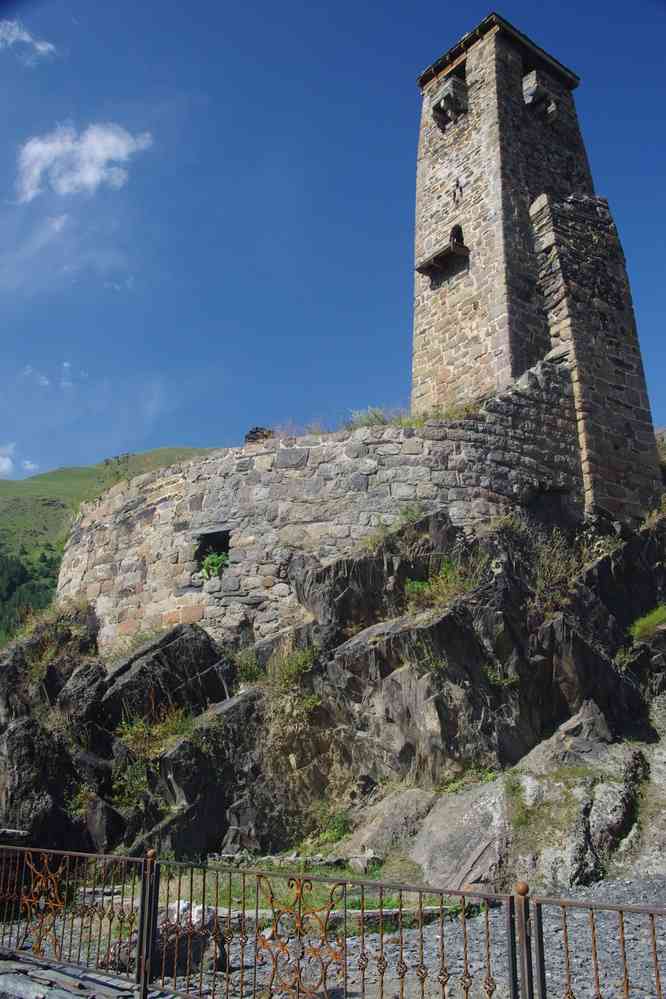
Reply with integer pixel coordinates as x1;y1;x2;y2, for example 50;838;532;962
136;849;158;999
507;893;520;999
514;881;534;999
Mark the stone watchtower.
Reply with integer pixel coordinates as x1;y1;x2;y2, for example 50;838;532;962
412;12;660;520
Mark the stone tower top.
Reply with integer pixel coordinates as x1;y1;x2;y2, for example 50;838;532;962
417;13;579;91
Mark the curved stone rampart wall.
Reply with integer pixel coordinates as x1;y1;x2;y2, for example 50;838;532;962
57;359;582;647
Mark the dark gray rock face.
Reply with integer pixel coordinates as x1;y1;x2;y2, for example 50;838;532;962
100;624;229;726
1;512;666;888
0;718;81;848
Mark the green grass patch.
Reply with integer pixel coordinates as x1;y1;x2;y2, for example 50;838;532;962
630;605;666;642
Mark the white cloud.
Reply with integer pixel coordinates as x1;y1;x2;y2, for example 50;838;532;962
0;442;16;478
21;459;39;473
17;123;153;204
0;20;55;59
20;365;51;388
105;274;135;293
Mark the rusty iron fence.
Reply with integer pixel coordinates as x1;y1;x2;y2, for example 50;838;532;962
0;845;664;999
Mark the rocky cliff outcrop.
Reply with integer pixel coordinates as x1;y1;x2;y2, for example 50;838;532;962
2;508;666;891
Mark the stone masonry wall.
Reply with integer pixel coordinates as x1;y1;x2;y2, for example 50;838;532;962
411;26;594;417
58;359;581;648
412;29;510;414
530;194;661;520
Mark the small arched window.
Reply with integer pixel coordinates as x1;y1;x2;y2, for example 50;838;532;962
450;225;464;248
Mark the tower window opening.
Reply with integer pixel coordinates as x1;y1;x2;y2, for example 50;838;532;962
450;225;464;248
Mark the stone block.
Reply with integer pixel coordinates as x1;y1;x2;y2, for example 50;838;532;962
350;473;368;492
181;606;204;624
276;448;309;469
162;609;182;626
391;482;417;500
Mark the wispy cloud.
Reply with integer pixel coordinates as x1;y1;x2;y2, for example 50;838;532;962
0;213;70;292
0;442;16;478
21;361;88;391
0;19;56;61
17;123;153;204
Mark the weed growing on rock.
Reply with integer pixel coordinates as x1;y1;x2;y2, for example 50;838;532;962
65;781;96;820
493;514;623;620
359;504;425;556
437;768;498;794
630;605;666;643
483;664;519;688
530;528;584;617
12;596;90;644
190;714;226;757
405;546;489;611
269;645;317;693
105;626;170;665
234;647;264;685
614;646;635;671
644;494;666;530
116;705;197;759
504;772;530;830
111;758;152;812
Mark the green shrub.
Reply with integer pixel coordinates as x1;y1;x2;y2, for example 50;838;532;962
630;605;666;643
201;551;229;579
319;810;351;844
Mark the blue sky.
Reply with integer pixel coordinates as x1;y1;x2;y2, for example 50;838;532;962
0;0;664;478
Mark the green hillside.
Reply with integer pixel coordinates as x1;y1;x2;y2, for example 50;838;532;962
0;447;215;643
